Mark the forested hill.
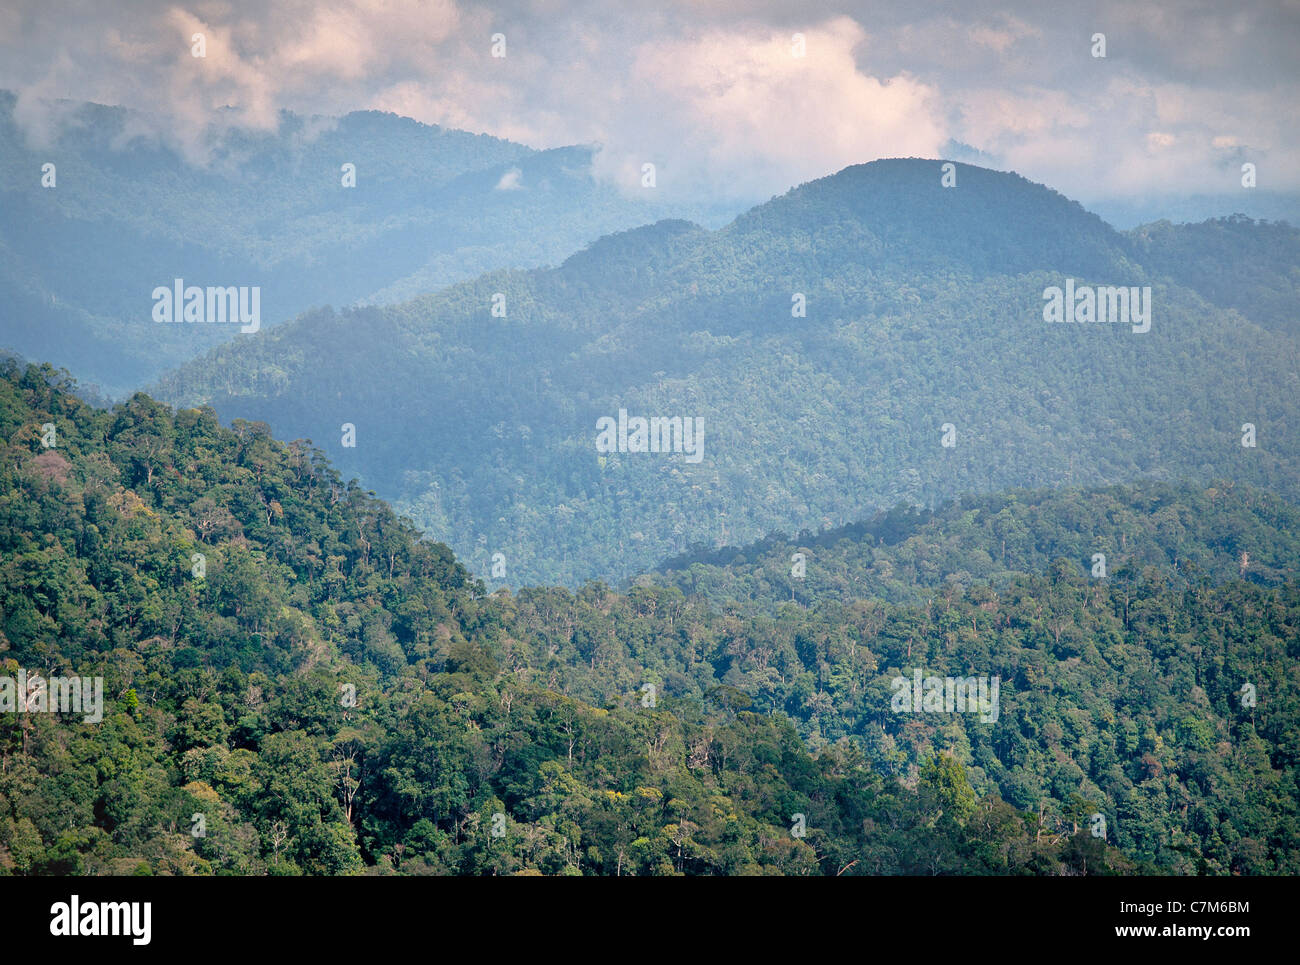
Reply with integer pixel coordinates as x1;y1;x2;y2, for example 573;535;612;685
0;92;739;396
3;362;1297;874
154;158;1300;587
1126;216;1300;335
650;482;1300;612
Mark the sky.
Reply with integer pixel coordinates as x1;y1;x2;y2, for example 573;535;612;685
1;0;1297;207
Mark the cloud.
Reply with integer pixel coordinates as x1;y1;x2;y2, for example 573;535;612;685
0;0;1295;201
603;17;946;199
495;166;523;190
0;0;468;163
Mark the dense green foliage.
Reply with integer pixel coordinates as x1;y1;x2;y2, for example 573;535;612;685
651;482;1300;610
155;160;1300;587
0;92;740;396
1127;215;1300;335
2;363;1296;874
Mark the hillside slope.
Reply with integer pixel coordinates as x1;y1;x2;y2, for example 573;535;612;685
1;360;1157;876
649;481;1300;611
0;93;741;395
155;159;1300;586
4;363;1298;873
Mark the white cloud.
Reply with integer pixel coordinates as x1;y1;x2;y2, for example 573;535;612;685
614;17;945;197
495;167;524;189
0;0;1295;200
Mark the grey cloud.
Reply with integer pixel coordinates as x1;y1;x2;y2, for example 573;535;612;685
0;0;1295;202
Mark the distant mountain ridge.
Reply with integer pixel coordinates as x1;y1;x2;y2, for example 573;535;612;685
0;92;743;395
153;158;1300;586
646;480;1300;612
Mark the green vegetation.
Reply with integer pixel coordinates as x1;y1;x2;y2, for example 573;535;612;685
651;482;1300;609
2;362;1295;874
0;92;740;396
153;160;1300;587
